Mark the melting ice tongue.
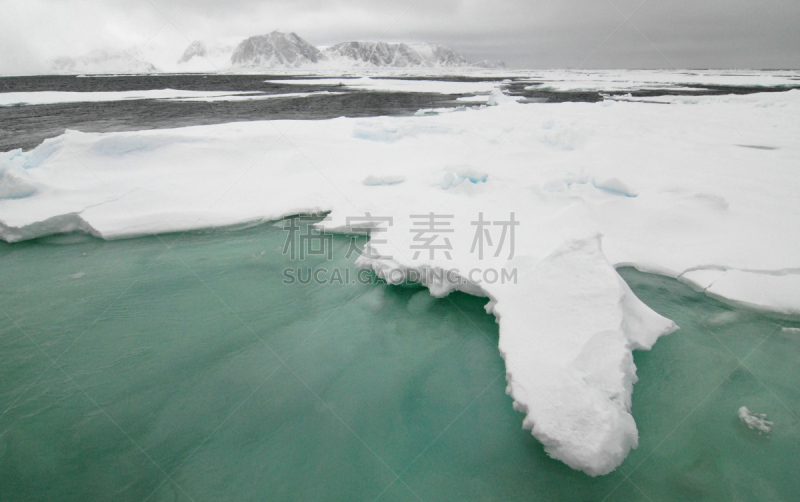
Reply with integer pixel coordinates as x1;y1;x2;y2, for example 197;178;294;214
359;236;677;475
494;238;677;475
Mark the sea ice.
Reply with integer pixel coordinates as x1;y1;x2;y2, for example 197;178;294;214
264;77;499;94
0;89;268;107
1;71;799;474
493;237;677;475
705;270;800;316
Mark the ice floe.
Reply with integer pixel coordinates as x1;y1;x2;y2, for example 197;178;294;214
0;89;287;107
0;89;344;106
738;406;773;434
264;76;500;94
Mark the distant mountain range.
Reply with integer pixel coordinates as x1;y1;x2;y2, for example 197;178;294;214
50;49;159;74
50;31;504;74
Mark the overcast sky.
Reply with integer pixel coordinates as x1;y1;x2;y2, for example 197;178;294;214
2;0;799;74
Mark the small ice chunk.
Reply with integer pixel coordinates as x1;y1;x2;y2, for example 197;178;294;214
68;272;86;279
486;88;510;106
781;327;800;340
738;406;773;433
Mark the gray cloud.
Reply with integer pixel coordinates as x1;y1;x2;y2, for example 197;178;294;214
1;0;798;74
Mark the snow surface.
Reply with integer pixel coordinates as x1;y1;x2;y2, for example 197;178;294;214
2;72;799;475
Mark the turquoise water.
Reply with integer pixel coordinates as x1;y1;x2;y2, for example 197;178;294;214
1;223;798;501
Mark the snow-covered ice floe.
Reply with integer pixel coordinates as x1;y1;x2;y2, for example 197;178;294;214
264;76;500;94
512;68;800;92
0;89;345;107
162;91;346;102
2;73;799;475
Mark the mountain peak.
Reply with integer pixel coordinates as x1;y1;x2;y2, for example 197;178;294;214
323;41;467;67
230;31;322;68
178;41;207;64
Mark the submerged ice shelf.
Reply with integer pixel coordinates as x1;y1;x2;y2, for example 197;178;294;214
1;74;799;475
2;226;797;500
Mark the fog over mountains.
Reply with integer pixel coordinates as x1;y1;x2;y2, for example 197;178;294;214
51;31;505;74
182;31;506;70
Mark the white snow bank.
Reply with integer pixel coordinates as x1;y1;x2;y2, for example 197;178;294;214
705;271;800;316
2;71;800;475
527;83;704;93
515;69;800;92
264;77;499;94
738;406;773;433
0;89;264;107
164;91;346;102
680;268;800;316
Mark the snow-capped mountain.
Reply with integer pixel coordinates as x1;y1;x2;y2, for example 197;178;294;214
230;31;322;68
475;60;507;69
322;41;467;67
50;49;159;74
226;31;500;70
176;40;237;71
51;31;505;74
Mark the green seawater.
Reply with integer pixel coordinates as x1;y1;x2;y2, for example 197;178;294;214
1;223;798;501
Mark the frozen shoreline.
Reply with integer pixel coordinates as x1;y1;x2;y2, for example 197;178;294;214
1;72;798;474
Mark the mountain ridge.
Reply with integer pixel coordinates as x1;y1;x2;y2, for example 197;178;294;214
49;30;505;73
